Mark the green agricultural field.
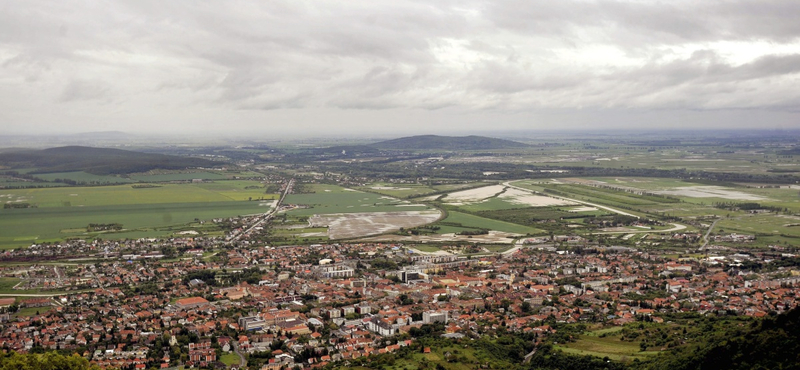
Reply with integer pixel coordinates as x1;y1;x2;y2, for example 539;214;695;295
437;211;543;235
550;184;677;206
507;181;559;194
357;183;438;198
586;177;697;191
193;181;278;201
365;182;490;200
508;144;794;174
582;177;797;209
430;182;486;192
433;224;479;234
0;201;268;248
227;170;268;177
515;177;798;216
476;206;612;224
285;184;432;216
457;196;534;212
0;200;268;248
734;186;800;212
0;180;273;208
716;213;800;239
0;180;275;248
558;177;800;231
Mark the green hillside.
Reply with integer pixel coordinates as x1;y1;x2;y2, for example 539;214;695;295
637;309;800;370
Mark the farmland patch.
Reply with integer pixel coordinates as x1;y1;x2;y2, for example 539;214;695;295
654;186;767;201
441;184;506;204
309;210;442;239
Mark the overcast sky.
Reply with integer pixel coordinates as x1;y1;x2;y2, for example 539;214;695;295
2;0;799;137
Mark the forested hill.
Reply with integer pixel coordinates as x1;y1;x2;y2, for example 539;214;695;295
637;308;800;370
531;308;800;370
370;135;528;150
0;146;220;175
0;352;102;369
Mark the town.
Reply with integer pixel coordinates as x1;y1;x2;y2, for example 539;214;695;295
0;220;797;369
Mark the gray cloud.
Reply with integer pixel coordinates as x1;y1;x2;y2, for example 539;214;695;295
1;0;799;135
59;80;114;103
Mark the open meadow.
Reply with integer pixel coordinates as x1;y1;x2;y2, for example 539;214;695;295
555;334;656;361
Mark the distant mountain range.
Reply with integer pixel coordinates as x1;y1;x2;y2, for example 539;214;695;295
0;146;220;175
370;135;528;150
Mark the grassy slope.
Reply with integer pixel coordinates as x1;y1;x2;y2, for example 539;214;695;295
556;334;655;361
636;309;800;370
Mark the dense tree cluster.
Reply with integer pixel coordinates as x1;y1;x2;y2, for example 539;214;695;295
0;352;104;370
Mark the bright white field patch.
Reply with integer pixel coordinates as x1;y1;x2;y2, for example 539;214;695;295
498;188;574;207
568;206;598;212
443;185;506;203
654;186;766;201
442;185;573;207
310;210;441;240
370;186;411;190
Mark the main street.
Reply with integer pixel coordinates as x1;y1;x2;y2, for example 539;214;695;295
229;178;294;242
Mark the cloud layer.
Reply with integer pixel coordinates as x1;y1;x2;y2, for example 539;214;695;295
1;0;799;135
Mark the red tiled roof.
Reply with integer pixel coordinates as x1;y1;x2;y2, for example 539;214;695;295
175;297;209;306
